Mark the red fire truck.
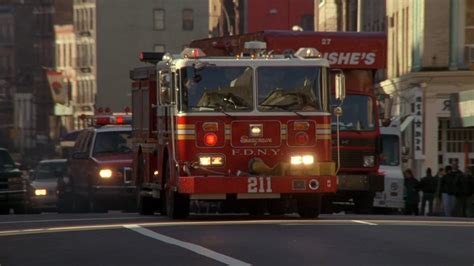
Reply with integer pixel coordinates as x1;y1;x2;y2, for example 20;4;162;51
130;45;344;219
190;30;386;213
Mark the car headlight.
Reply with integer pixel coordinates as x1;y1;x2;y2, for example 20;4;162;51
35;189;47;196
99;169;113;179
291;155;315;165
363;155;375;167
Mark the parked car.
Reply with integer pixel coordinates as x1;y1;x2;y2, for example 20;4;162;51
0;148;31;214
30;159;67;212
57;115;135;213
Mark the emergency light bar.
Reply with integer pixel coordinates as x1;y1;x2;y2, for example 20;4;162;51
181;48;206;59
294;48;321;59
139;52;165;64
94;115;132;126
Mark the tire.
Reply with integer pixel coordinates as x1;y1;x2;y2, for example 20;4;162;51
0;208;10;215
247;200;266;216
164;162;189;219
138;193;154;215
89;197;107;213
297;195;321;219
268;199;287;215
354;193;374;214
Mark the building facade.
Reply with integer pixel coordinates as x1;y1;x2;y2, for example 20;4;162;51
73;0;209;113
379;0;474;175
318;0;385;32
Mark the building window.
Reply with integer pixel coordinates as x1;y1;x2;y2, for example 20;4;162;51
182;9;194;31
300;15;314;31
154;9;165;30
154;44;165;52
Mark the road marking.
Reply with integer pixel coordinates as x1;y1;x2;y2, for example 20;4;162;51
351;220;378;225
124;224;250;266
0;216;154;225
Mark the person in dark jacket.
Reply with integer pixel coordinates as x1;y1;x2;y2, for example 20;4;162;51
441;165;456;216
419;168;437;216
453;167;472;217
404;168;420;215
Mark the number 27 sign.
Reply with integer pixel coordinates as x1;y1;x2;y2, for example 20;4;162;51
247;177;273;193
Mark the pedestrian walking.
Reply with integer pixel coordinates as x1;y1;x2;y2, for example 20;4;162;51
453;167;472;217
419;168;437;215
433;167;445;216
403;169;419;215
440;165;456;216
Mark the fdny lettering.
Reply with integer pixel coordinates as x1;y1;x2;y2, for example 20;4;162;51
240;136;272;144
322;52;376;66
232;149;280;156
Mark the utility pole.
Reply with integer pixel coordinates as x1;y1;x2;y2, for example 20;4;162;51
357;0;364;32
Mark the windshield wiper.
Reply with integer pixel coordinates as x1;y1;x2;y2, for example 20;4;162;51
259;103;306;117
190;105;233;117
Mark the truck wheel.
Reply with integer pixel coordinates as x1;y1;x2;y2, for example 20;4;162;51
354;193;374;214
268;199;287;215
297;195;321;219
89;198;107;213
164;163;189;219
247;200;266;216
138;194;154;215
0;208;10;215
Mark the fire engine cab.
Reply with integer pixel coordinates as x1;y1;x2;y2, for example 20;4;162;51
130;44;344;219
57;115;135;212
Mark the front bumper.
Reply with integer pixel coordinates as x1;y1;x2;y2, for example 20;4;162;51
0;189;29;207
92;185;136;198
178;175;337;195
337;173;384;192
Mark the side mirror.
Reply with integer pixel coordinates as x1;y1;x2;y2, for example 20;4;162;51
29;170;35;180
159;71;172;105
71;151;88;160
335;72;346;101
401;146;410;156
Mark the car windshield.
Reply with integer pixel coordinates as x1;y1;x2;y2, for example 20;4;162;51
0;150;15;169
381;134;400;166
179;66;253;112
331;95;375;131
92;131;132;155
257;66;322;112
35;162;67;180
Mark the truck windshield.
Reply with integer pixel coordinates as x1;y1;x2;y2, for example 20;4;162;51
179;66;253;112
0;150;15;169
92;131;132;155
257;67;322;112
381;134;400;166
331;95;375;131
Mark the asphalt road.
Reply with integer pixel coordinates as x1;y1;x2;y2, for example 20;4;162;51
0;213;473;266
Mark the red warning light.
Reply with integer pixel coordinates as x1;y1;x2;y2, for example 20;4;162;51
116;116;124;124
97;107;104;113
204;133;218;146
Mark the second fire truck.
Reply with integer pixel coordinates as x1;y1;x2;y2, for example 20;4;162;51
130;45;344;218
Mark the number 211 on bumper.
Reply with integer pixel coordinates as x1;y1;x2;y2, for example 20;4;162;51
247;177;272;193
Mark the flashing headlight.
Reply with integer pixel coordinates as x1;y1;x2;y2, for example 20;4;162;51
35;189;47;196
363;155;375;167
291;156;303;165
302;155;314;165
199;155;224;166
99;169;113;179
291;155;315;165
250;124;263;137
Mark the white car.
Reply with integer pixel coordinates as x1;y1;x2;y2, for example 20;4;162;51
30;159;67;211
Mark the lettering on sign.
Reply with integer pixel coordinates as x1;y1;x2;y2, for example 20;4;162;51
240;136;272;145
414;89;423;159
232;149;280;156
248;177;272;193
322;52;376;66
